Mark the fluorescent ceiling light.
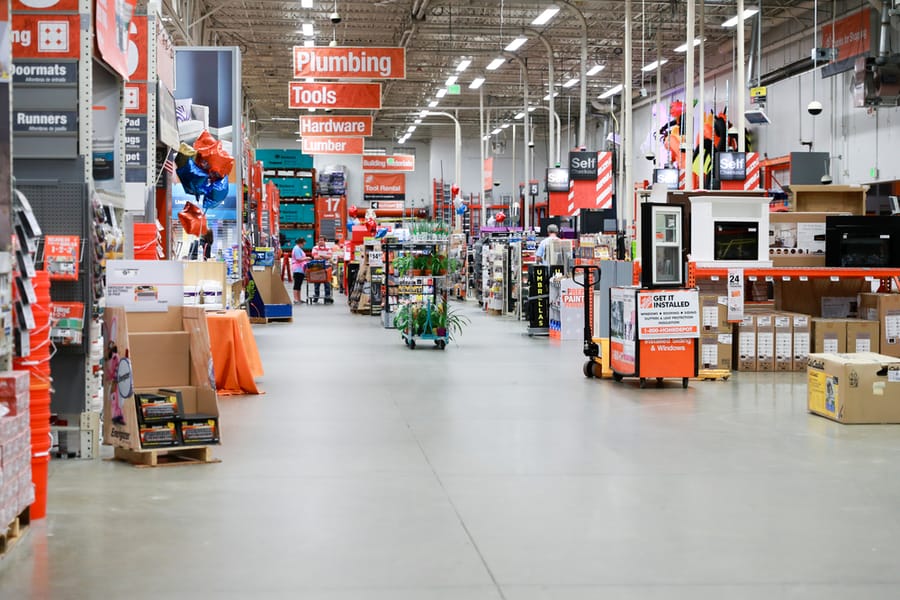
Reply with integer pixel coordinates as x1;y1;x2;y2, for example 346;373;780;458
505;37;528;52
532;6;560;26
528;106;537;112
641;59;668;72
301;0;313;7
599;84;623;99
419;109;429;117
436;88;447;98
303;40;315;47
562;77;579;88
407;126;416;133
486;58;505;71
491;128;502;135
587;64;605;76
514;112;525;119
722;8;758;28
428;100;439;107
302;22;314;36
445;75;458;86
469;77;485;89
501;123;511;129
543;91;560;100
414;119;422;124
674;38;702;52
456;59;472;72
308;107;317;112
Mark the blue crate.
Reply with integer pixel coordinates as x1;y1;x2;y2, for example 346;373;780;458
256;149;314;169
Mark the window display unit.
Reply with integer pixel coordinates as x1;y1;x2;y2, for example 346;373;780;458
640;203;685;288
689;195;771;269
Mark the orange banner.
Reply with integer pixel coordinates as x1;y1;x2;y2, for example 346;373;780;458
822;8;872;62
363;172;406;201
95;0;137;79
300;115;373;137
301;137;365;155
289;82;382;110
293;46;406;79
12;0;78;9
362;154;415;172
12;14;81;59
484;157;494;191
127;14;148;81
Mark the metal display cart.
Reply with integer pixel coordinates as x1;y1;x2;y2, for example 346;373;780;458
383;241;450;350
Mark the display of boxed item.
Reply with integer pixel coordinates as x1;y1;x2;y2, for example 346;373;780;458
248;265;292;320
737;315;757;371
135;392;180;423
179;415;219;445
700;295;730;333
807;352;900;423
183;261;227;310
756;314;775;371
774;314;793;372
789;185;867;215
102;306;220;452
858;293;900;358
788;313;811;371
821;296;857;318
846;320;880;354
700;334;732;370
768;212;846;267
812;318;847;354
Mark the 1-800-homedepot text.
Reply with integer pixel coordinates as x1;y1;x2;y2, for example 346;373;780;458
289;82;382;110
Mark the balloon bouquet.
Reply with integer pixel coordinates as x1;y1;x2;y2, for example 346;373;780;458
174;131;235;244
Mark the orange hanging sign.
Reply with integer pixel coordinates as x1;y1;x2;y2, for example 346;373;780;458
300;115;373;137
289;82;382;110
362;154;415;172
301;136;365;155
293;46;406;79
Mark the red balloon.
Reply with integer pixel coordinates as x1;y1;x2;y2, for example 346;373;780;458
451;184;460;197
366;218;377;233
348;205;358;218
495;211;506;223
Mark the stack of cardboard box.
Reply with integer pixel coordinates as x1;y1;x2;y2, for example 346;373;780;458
699;295;732;371
0;373;33;528
811;318;880;355
736;309;811;372
858;293;900;358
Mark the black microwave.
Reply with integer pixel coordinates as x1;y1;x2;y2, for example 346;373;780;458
825;216;900;268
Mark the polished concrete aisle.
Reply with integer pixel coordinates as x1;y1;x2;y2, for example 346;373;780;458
3;300;900;599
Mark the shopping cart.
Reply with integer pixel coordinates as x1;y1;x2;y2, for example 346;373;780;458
305;259;333;304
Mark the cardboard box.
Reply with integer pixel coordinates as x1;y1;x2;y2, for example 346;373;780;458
737;315;757;372
135;393;180;423
788;313;811;371
700;334;733;370
858;293;900;358
248;265;293;320
807;352;900;423
790;184;867;215
178;416;220;445
812;318;847;354
756;314;775;371
846;320;880;354
0;371;29;398
139;421;179;448
821;297;858;318
774;314;794;372
700;295;730;334
769;212;841;267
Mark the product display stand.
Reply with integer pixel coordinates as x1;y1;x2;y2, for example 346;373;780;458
385;241;451;350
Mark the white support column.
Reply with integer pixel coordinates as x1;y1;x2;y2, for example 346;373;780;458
624;0;634;243
737;0;746;151
684;0;695;191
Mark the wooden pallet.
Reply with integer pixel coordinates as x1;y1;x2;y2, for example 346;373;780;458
1;507;30;558
112;445;221;468
249;316;293;324
694;369;732;381
487;309;503;316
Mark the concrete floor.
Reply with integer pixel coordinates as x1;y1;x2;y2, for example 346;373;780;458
3;299;900;599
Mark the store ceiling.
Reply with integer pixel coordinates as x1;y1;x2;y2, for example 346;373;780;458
161;0;823;142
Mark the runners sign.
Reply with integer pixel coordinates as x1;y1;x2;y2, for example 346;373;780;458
293;47;406;79
289;82;381;109
300;115;373;137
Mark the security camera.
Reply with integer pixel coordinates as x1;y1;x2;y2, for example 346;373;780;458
820;173;833;184
493;181;501;187
645;152;655;161
528;140;535;149
330;11;341;24
807;100;823;116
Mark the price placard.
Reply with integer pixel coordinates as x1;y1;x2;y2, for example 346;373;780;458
727;268;744;322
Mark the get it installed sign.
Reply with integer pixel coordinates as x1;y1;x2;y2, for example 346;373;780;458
293;47;406;79
637;289;700;340
289;82;381;110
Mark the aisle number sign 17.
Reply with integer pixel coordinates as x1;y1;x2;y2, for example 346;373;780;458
727;268;744;322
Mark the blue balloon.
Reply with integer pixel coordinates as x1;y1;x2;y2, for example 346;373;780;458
175;158;209;196
201;175;229;209
456;205;467;215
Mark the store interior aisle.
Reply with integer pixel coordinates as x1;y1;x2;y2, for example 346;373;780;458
4;302;900;598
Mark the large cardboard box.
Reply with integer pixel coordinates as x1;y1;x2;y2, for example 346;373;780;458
788;313;811;371
774;314;794;372
858;293;900;358
736;315;757;372
812;318;847;354
769;212;844;267
700;334;732;371
102;306;220;452
807;353;900;423
248;266;293;320
846;320;880;354
756;313;775;371
700;295;730;334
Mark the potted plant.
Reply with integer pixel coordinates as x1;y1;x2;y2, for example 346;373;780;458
393;253;413;277
393;304;411;331
431;253;449;275
412;254;431;276
432;304;470;340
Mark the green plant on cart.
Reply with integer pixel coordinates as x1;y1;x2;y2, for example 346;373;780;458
393;253;413;277
393;304;411;331
432;304;470;340
430;253;449;275
412;253;431;275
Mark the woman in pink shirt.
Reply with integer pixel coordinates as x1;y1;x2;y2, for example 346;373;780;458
291;238;310;304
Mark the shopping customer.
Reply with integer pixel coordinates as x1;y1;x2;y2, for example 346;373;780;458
536;224;559;264
311;237;334;304
291;238;309;304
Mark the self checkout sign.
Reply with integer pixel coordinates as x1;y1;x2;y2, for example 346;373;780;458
568;151;598;180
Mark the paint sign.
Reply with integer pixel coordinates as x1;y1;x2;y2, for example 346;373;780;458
300;115;373;137
288;82;382;110
301;136;364;155
362;154;415;171
293;46;406;79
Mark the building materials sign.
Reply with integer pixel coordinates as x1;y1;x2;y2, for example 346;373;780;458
300;115;373;137
362;154;415;172
293;46;406;79
289;82;381;110
637;289;700;340
301;136;364;155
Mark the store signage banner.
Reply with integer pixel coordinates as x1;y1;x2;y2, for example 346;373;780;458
483;157;494;191
127;14;148;81
293;46;406;79
301;136;364;155
546;167;569;192
369;200;404;210
95;0;137;80
13;110;76;132
316;196;348;242
124;82;146;114
12;60;77;84
363;172;405;201
528;265;549;330
822;8;872;63
637;289;700;340
300;115;373;137
548;190;571;217
609;287;637;375
11;14;81;59
362;154;415;171
568;151;598;180
289;82;382;110
596;152;613;209
12;0;78;9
